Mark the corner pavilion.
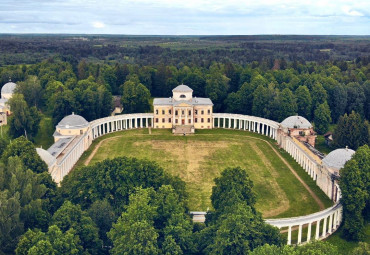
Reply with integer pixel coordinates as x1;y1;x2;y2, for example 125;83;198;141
153;85;213;133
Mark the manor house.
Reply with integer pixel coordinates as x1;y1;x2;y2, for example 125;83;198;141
153;85;213;133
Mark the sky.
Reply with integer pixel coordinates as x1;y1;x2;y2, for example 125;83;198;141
0;0;369;35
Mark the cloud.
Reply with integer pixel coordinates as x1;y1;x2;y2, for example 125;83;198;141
342;6;364;16
0;0;369;34
92;21;105;28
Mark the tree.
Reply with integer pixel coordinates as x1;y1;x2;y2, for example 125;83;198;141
333;111;369;150
0;190;23;254
59;157;187;214
295;85;312;120
205;72;229;112
340;145;369;241
183;71;206;97
314;101;331;135
121;79;151;113
87;199;116;245
108;188;160;255
52;201;102;254
329;84;347;123
51;90;77;125
211;167;256;214
346;82;366;117
7;94;41;139
204;203;283;254
15;76;43;109
16;225;83;255
2;136;48;173
277;88;297;122
311;82;327;115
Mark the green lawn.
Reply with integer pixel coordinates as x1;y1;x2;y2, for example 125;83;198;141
76;128;332;217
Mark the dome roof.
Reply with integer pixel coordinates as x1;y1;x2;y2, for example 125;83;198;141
322;147;355;170
172;84;193;92
36;148;56;167
57;113;89;129
281;116;312;129
1;81;17;95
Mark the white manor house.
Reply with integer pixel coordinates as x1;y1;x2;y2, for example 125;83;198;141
34;84;353;245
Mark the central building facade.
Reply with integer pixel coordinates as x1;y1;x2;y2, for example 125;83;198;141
153;85;213;132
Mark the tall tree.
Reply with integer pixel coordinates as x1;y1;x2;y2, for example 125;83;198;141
329;84;348;123
52;201;102;254
205;72;229;112
311;82;327;115
211;167;256;213
121;79;151;113
2;136;48;173
333;111;369;150
314;101;332;135
295;85;312;120
277;88;297;122
108;188;160;255
7;94;41;139
15;76;43;109
340;145;369;241
346;82;366;118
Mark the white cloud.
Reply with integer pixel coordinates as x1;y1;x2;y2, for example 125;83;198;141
92;21;105;28
342;6;364;16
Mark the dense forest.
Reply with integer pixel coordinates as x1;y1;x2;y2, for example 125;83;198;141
0;35;369;254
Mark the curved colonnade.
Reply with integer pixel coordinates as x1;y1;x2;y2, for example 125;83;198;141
51;113;343;245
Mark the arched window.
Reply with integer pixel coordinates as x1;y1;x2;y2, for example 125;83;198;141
180;94;186;98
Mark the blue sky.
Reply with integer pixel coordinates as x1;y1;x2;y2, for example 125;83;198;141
1;0;369;35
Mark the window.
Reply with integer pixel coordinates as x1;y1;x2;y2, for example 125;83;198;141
201;110;204;115
180;94;186;98
169;110;172;114
156;118;159;123
175;110;178;116
155;109;158;114
188;110;191;115
188;119;191;124
169;118;172;123
182;110;185;115
207;118;210;123
201;118;204;123
195;110;198;114
208;109;211;114
162;110;165;114
195;118;198;123
175;119;178;124
80;130;83;134
162;118;165;123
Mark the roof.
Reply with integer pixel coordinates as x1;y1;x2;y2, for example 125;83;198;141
281;116;312;129
47;137;74;158
1;81;17;95
153;97;213;106
36;148;56;167
57;113;89;129
172;84;193;92
322;147;355;170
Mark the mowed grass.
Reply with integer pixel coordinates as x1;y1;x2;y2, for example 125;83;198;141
76;128;331;217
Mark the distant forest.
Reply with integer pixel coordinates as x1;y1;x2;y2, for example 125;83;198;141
0;35;369;66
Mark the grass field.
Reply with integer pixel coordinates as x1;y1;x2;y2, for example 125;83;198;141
76;128;332;217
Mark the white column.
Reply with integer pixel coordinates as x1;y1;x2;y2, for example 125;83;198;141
228;118;231;128
298;224;302;244
315;220;320;240
322;217;327;237
244;120;247;130
328;214;333;234
287;226;292;245
307;222;312;242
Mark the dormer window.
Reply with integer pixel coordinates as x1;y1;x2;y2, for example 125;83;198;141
180;94;186;99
